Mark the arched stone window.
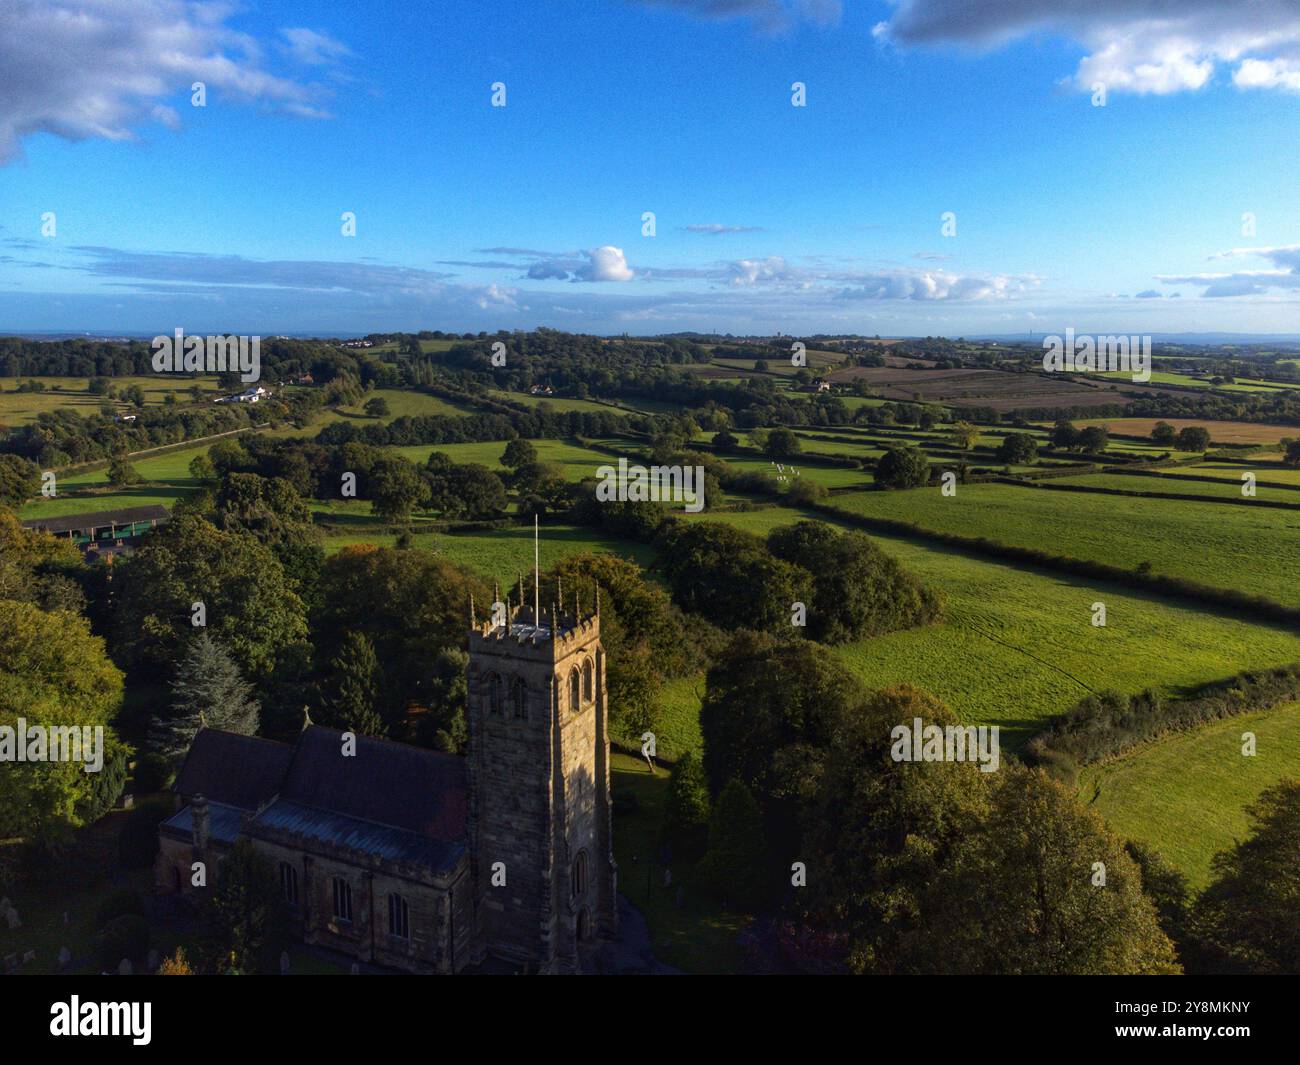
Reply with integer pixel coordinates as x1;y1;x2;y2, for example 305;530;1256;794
572;850;588;899
486;673;502;716
511;677;527;720
569;668;581;713
582;659;594;703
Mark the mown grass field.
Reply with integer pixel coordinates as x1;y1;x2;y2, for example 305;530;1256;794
720;454;872;488
1094;370;1298;393
394;438;611;481
0;375;225;425
1049;471;1300;504
1159;460;1300;487
321;522;657;585
17;442;217;520
1079;701;1300;888
686;505;1300;749
489;390;623;415
829;482;1300;607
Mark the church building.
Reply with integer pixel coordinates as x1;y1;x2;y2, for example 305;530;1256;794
155;579;618;974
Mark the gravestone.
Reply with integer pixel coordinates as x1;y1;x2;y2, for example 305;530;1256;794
280;951;290;975
350;962;360;975
5;908;20;930
22;950;35;964
3;954;17;973
146;949;159;972
118;958;133;976
58;946;72;970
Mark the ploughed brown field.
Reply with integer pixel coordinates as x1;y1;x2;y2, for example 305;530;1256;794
1067;416;1299;444
823;366;1144;410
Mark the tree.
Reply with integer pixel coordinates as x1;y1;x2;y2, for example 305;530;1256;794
665;751;711;860
711;429;738;453
698;779;768;909
153;633;260;765
1050;420;1079;450
202;840;286;974
501;437;538;470
996;432;1038;465
767;521;940;643
1175;425;1212;452
1150;421;1176;446
112;512;308;678
369;455;430;522
701;631;867;857
1189;780;1300;974
189;454;217;483
106;456;142;486
1078;425;1109;454
1284;439;1300;468
951;421;980;450
656;522;813;635
315;546;488;726
800;685;989;974
424;456;508;518
0;454;39;507
874;445;929;489
763;428;801;458
363;396;390;418
0;600;125;847
327;631;385;736
919;768;1179;974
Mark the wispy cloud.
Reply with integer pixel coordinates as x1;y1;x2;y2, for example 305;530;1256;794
684;223;765;235
635;0;841;34
1157;245;1300;297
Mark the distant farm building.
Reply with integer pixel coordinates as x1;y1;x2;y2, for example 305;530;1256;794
22;505;169;554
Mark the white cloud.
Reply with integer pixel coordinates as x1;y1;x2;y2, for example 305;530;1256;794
875;0;1300;95
835;269;1026;302
0;0;348;162
578;245;636;282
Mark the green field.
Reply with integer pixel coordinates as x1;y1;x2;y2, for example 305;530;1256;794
18;441;220;520
1049;471;1300;504
1095;370;1298;393
394;438;612;481
322;522;657;586
829;482;1300;607
1158;461;1300;487
0;374;225;425
686;505;1300;749
336;388;473;421
1079;701;1300;888
720;454;872;488
490;390;625;415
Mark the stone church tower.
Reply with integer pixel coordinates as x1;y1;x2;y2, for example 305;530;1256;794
465;551;618;972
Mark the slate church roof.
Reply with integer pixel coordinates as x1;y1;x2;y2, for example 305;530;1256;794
174;729;295;811
171;725;469;867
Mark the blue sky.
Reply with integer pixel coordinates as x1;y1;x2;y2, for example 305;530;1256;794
0;0;1297;336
